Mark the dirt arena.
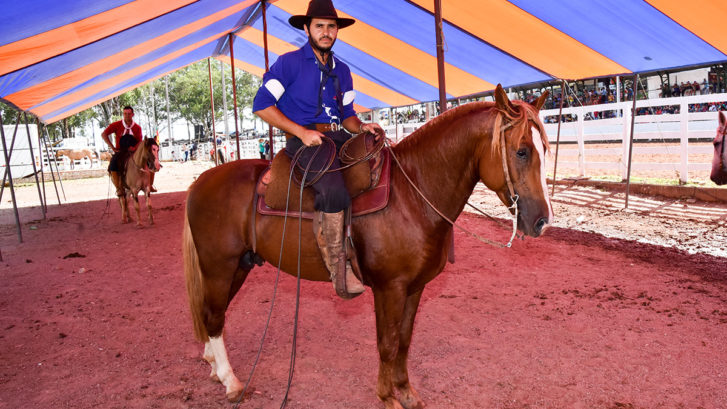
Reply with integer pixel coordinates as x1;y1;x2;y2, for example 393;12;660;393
1;161;726;409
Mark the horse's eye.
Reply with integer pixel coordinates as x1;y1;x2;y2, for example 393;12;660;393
516;148;527;159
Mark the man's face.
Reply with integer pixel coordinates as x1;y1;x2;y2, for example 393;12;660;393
304;18;338;53
122;108;134;123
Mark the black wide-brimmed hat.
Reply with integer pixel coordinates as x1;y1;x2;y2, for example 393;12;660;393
288;0;355;30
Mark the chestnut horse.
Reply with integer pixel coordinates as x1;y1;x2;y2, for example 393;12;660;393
112;138;160;225
183;86;553;409
711;111;727;185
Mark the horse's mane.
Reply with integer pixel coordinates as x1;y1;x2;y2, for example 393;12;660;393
395;100;549;155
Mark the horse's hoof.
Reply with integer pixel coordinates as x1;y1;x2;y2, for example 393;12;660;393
225;378;244;402
381;398;405;409
209;371;220;383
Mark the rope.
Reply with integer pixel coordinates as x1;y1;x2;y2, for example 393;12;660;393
385;136;519;249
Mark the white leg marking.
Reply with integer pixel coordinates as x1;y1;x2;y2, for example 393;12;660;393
531;128;554;221
208;335;243;400
203;341;219;382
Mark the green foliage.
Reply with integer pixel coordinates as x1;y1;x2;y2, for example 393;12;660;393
1;58;261;142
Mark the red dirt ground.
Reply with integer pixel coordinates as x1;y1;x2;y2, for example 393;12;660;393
1;182;726;409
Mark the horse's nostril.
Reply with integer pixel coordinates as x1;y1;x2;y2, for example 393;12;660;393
535;217;548;233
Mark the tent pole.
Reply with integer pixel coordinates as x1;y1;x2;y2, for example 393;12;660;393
0;114;21;203
625;74;638;208
24;113;45;219
228;33;241;159
41;124;64;204
551;79;565;197
434;0;454;264
35;118;47;214
0;113;23;243
165;76;173;151
208;58;219;165
262;0;273;159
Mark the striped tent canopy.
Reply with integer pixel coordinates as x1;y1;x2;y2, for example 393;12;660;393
1;0;726;124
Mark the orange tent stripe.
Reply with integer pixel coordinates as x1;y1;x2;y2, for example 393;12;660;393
34;32;227;117
646;0;727;55
215;55;266;78
0;0;197;77
235;29;417;107
273;0;494;97
6;1;257;111
43;59;204;125
409;0;630;80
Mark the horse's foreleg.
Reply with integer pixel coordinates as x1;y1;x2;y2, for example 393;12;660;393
203;341;220;382
145;191;153;225
393;289;424;409
132;194;142;227
373;285;408;409
118;195;129;223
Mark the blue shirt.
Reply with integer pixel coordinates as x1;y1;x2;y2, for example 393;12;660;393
252;41;357;126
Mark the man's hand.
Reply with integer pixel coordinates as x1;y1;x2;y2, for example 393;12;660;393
361;122;385;141
299;129;324;147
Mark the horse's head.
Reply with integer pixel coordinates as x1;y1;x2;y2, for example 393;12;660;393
479;84;553;237
711;111;727;185
142;138;161;172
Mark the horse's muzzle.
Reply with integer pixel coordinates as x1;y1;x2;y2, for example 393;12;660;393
533;217;549;237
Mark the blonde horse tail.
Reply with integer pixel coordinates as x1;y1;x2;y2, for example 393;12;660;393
182;204;208;342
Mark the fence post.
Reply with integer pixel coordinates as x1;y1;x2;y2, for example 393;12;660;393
621;101;631;180
679;99;689;184
577;105;586;177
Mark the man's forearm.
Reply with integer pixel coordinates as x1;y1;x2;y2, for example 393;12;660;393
254;106;305;138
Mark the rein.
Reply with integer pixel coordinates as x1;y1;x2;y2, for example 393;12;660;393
386;120;520;248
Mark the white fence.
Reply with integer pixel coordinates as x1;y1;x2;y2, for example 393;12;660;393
539;93;723;183
379;94;725;184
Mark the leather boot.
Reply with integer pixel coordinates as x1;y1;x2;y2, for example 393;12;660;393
314;210;365;299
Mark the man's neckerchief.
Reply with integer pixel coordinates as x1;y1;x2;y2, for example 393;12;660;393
314;51;344;119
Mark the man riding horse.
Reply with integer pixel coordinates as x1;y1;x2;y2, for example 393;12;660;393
253;0;385;299
101;106;156;195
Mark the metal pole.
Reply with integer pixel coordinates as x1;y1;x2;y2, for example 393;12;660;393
36;118;47;213
433;0;454;264
165;76;172;147
625;74;638;208
551;79;566;197
42;125;64;203
0;114;21;202
208;58;219;165
262;0;274;159
220;59;230;142
24;113;45;219
0;113;23;242
228;33;241;159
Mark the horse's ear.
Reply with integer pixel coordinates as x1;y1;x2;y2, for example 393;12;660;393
494;84;516;114
720;110;726;127
532;90;549;111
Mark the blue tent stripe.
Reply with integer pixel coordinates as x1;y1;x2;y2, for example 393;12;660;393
510;0;727;73
29;14;243;111
232;36;390;109
0;0;244;97
335;0;551;88
42;43;219;122
253;6;443;104
0;0;132;46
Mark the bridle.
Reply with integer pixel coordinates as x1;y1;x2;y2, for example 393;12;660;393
389;119;521;248
719;123;727;167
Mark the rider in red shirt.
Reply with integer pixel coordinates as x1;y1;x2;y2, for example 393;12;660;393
101;106;156;195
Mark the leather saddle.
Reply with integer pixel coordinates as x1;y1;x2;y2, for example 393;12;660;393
255;133;390;219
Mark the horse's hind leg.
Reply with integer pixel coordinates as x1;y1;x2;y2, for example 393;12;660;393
393;289;424;409
202;263;253;402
